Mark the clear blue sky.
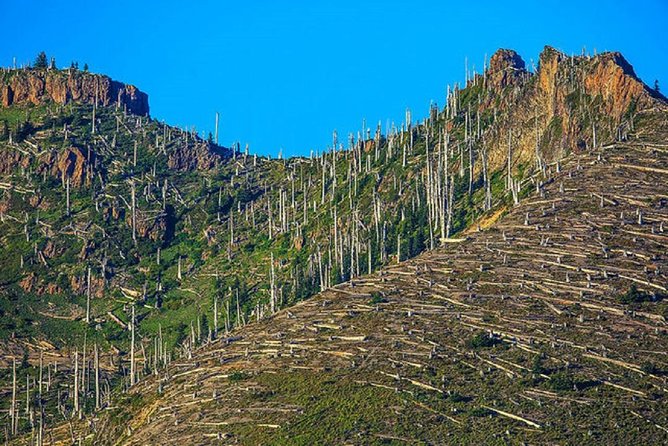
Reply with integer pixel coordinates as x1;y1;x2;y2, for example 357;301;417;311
1;0;666;157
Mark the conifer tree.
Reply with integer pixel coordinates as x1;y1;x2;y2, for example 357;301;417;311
34;51;48;69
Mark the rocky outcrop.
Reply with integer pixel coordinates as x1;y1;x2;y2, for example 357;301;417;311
0;147;30;174
0;68;149;116
486;49;527;90
52;146;91;186
535;46;658;122
0;145;95;196
479;46;665;173
582;51;658;118
70;274;105;298
168;141;230;171
19;272;62;295
130;209;170;242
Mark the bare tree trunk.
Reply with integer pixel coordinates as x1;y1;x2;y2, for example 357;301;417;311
446;174;454;238
66;177;71;217
130;305;136;386
270;253;276;314
38;351;43;397
213;295;218;339
506;130;513;191
397;233;401;263
73;350;79;416
131;180;137;246
94;343;100;410
11;358;16;435
85;266;91;324
236;289;241;329
483;145;491;211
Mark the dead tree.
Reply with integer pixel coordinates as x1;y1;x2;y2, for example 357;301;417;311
73;350;79;416
94;343;100;410
130;305;136;386
270;253;276;314
131;180;137;246
85;266;91;324
11;358;16;435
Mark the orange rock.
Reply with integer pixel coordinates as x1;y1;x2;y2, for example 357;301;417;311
53;146;88;186
0;69;149;115
487;49;527;90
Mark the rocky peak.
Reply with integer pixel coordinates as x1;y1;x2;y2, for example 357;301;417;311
536;45;660;121
0;68;149;116
486;48;527;89
475;45;666;178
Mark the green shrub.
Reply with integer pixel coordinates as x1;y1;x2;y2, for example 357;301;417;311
547;371;575;391
228;371;249;382
469;407;492;417
619;284;652;304
531;355;546;374
466;331;501;349
641;362;660;375
369;292;386;305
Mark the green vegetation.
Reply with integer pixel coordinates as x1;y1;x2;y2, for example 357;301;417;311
369;292;387;305
618;284;660;304
466;331;501;349
229;370;250;382
34;51;48;69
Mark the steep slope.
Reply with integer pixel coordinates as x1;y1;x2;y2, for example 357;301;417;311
78;109;668;444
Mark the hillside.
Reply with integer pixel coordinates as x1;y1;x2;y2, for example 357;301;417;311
34;108;668;445
0;46;666;444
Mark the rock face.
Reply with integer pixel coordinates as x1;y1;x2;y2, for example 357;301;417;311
0;147;29;174
582;51;656;118
52;146;91;187
479;46;664;172
0;68;149;116
535;46;657;121
167;141;230;171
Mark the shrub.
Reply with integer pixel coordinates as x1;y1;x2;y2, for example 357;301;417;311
641;362;660;375
467;331;501;349
228;371;249;382
469;407;492;417
448;392;471;403
531;355;546;374
619;284;652;304
547;371;575;391
369;292;386;305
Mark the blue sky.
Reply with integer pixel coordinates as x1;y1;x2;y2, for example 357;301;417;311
1;0;666;157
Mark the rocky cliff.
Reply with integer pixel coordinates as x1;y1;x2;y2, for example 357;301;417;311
0;68;149;116
476;46;664;173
